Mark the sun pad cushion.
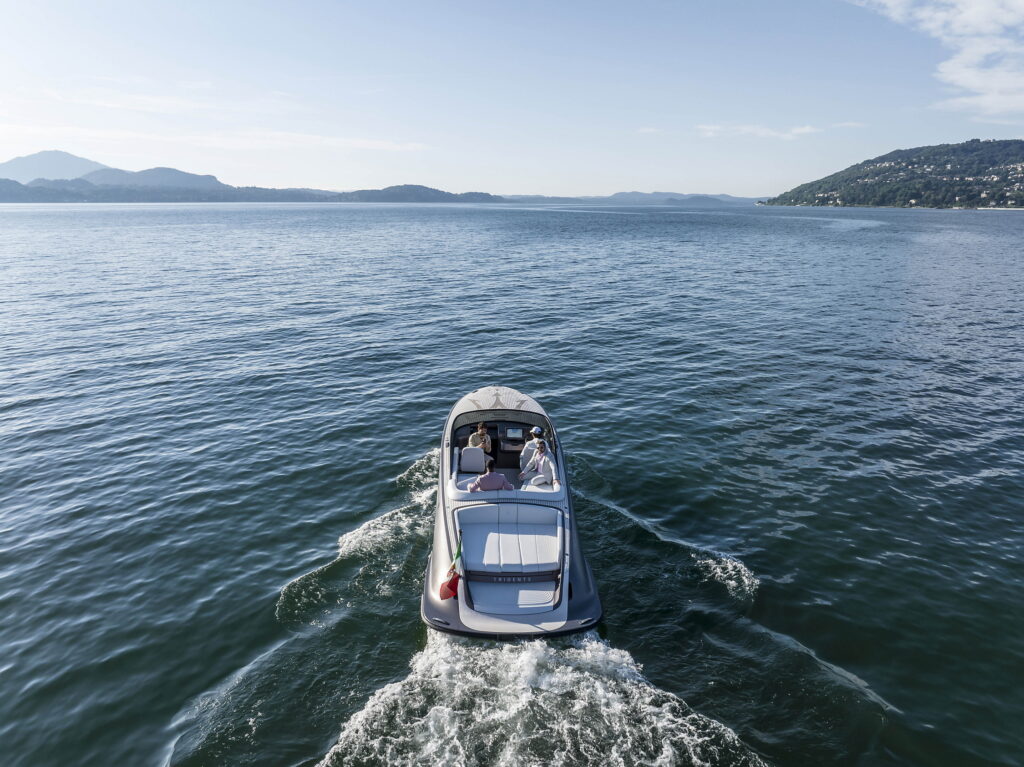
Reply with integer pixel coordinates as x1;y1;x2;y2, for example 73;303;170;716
458;504;561;573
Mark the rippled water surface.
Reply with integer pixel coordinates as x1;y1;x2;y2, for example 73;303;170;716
2;203;1022;766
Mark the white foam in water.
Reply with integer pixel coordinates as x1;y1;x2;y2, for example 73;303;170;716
395;446;441;487
275;451;438;622
570;479;760;604
276;498;433;617
696;554;759;601
335;494;434;560
336;448;439;560
316;632;767;767
289;449;764;764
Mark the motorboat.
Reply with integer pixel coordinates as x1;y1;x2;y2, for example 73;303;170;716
421;386;602;637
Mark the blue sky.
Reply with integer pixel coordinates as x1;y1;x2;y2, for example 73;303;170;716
2;0;1023;195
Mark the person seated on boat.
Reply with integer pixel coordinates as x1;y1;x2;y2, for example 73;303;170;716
519;426;550;470
467;422;492;455
519;440;557;487
468;458;513;492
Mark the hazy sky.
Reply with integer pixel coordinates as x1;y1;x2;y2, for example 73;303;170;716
2;0;1023;196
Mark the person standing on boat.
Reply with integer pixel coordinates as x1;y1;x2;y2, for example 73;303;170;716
468;458;513;491
519;426;550;470
467;422;492;454
519;441;556;487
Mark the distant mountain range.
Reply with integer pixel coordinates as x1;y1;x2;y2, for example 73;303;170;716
0;150;109;183
765;139;1024;208
587;191;754;205
503;191;754;205
0;150;760;205
79;166;229;190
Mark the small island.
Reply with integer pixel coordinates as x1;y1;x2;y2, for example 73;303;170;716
765;138;1024;209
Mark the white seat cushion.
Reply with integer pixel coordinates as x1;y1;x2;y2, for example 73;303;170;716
521;483;555;492
458;504;561;573
460;446;486;473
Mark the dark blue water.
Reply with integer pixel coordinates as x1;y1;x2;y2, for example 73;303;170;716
2;203;1022;767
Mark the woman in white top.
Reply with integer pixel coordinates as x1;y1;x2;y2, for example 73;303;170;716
519;426;550;470
519;440;557;487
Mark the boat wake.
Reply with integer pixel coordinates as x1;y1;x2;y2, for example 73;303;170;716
694;553;759;601
566;453;760;604
275;449;758;630
316;630;767;767
302;449;767;766
170;449;773;766
274;451;438;626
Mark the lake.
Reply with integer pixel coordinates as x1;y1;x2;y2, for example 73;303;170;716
1;202;1021;766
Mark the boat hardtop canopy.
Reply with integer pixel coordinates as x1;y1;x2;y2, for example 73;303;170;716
447;386;550;432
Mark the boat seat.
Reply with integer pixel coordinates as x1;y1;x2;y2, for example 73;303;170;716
459;446;486;473
521;483;556;493
457;504;562;574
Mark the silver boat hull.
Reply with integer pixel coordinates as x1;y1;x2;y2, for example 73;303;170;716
420;386;602;638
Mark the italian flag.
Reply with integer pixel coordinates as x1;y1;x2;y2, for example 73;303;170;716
439;535;462;600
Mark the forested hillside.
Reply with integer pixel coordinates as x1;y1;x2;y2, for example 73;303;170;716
766;139;1024;208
